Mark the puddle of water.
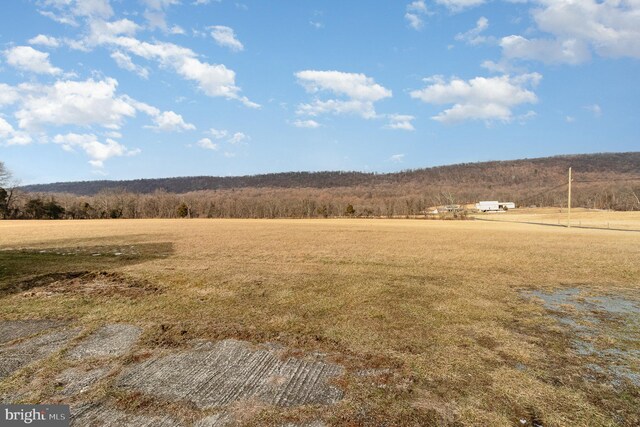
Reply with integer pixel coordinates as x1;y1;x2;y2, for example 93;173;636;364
523;288;640;387
586;296;640;315
530;288;640;318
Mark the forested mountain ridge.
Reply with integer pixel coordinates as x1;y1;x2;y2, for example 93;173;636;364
21;152;640;196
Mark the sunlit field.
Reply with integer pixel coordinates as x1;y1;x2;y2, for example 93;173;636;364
1;216;639;426
475;207;640;231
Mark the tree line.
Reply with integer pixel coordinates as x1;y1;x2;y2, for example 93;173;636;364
4;183;639;220
2;156;639;220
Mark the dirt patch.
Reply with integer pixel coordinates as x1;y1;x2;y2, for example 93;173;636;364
0;328;81;380
18;271;162;299
141;323;193;349
2;271;87;297
0;319;68;345
67;324;142;360
117;339;344;410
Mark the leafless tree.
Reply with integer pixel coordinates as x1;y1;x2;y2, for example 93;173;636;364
0;161;11;187
0;162;18;215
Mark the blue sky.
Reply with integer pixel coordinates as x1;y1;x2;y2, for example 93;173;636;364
0;0;638;184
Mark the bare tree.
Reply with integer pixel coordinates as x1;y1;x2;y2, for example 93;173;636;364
0;161;11;187
0;161;18;219
630;187;640;210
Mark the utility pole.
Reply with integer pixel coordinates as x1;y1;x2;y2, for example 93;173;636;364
567;167;572;228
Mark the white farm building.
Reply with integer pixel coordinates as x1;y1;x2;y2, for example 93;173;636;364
475;201;516;212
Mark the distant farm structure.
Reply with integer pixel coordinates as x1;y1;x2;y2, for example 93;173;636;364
424;201;516;217
475;201;516;212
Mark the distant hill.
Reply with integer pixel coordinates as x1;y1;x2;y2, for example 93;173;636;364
21;152;640;196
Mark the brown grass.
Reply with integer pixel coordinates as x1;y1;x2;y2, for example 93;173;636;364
0;215;639;426
476;207;640;230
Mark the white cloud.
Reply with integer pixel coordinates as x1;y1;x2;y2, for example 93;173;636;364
0;116;34;146
53;133;140;168
1;77;192;155
7;132;33;146
121;97;195;133
197;137;218;150
208;128;228;139
210;26;244;52
517;110;537;124
584;103;602;117
141;0;179;31
533;0;640;60
565;115;575;123
110;51;149;78
142;0;180;9
389;154;405;163
455;16;490;45
4;46;62;75
385;114;415;131
310;21;324;29
296;70;391;102
0;84;20;106
497;0;640;65
88;19;140;43
36;4;257;108
38;0;113;24
0;117;14;138
38;10;79;27
296;99;380;119
228;132;248;144
435;0;485;12
73;0;113;18
178;57;237;97
28;34;60;48
104;37;258;107
123;97;161;117
293;119;320;128
170;25;186;35
146;111;195;132
15;78;136;131
410;73;541;124
295;70;392;119
407;0;428;14
204;128;248;145
104;131;122;138
480;59;513;74
405;1;431;31
500;35;590;65
0;109;22;146
405;13;423;31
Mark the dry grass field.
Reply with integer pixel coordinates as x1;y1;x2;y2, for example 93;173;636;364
475;207;640;231
1;216;639;426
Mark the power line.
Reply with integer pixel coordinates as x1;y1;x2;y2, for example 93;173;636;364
517;182;569;203
460;174;639;206
512;177;639;204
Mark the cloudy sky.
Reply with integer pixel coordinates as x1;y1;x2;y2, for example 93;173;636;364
0;0;638;184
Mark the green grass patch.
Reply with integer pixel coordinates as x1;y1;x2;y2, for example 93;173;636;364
0;242;172;296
